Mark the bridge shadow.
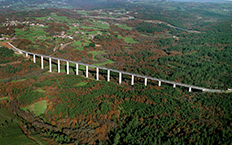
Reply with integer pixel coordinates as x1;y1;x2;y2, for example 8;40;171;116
31;54;204;92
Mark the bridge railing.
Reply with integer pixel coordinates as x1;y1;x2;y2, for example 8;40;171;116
7;42;223;93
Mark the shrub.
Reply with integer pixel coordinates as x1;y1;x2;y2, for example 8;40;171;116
0;47;14;57
100;102;111;115
4;64;22;74
35;80;54;87
19;91;46;104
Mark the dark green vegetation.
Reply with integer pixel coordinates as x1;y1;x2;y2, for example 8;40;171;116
0;107;37;145
111;92;232;144
120;21;232;89
0;48;23;73
0;47;14;58
136;23;173;33
2;74;231;144
4;64;22;74
0;47;14;64
19;91;46;104
51;75;232;144
0;0;232;144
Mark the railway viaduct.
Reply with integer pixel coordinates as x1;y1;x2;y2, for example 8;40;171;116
7;42;223;93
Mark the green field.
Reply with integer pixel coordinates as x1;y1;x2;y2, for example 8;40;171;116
10;79;26;82
81;26;99;30
0;122;37;145
76;10;88;15
117;24;133;30
50;14;70;22
34;89;46;93
21;100;47;116
75;82;88;86
71;41;82;47
15;28;46;42
0;97;9;102
0;107;37;145
74;46;84;50
124;37;138;43
89;51;104;59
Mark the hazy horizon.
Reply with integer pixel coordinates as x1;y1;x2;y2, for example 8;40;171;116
168;0;230;3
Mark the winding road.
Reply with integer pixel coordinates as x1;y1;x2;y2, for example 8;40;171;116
82;15;201;33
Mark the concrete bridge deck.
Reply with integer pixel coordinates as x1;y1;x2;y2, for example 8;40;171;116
7;42;223;93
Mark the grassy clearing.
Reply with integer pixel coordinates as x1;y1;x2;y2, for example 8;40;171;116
76;10;88;15
141;33;150;36
10;79;26;82
0;107;37;145
117;24;133;30
0;78;7;82
75;82;88;87
35;14;70;22
0;122;37;145
15;27;46;42
81;26;98;29
94;22;110;29
74;46;84;50
71;41;82;47
21;100;47;116
0;97;9;102
34;89;46;93
51;14;69;22
35;16;48;20
118;35;123;39
88;51;104;59
124;37;138;44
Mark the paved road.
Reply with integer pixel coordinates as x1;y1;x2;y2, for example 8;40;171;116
82;15;201;33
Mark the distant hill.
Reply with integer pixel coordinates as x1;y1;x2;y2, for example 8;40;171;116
167;0;230;3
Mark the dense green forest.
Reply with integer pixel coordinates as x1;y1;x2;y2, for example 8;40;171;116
2;74;231;144
0;0;232;144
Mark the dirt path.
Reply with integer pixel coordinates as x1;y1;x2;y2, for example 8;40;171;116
60;41;74;50
82;15;201;33
50;41;75;57
0;61;22;66
0;41;14;48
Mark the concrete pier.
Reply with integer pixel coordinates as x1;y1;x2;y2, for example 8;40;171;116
67;61;69;74
145;78;147;86
33;54;36;63
96;68;99;80
6;42;222;93
173;84;176;88
131;75;134;85
49;57;52;72
58;59;60;73
119;72;122;84
76;63;78;75
41;56;43;69
107;70;110;82
86;65;88;77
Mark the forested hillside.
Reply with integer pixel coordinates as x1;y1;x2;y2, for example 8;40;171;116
0;0;231;144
